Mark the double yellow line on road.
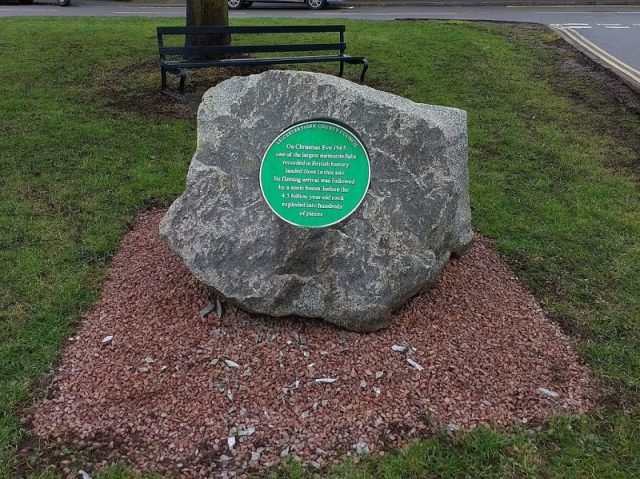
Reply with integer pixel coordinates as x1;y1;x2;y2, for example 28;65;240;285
552;26;640;90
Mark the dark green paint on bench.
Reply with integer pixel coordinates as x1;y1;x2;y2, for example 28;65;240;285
156;25;368;102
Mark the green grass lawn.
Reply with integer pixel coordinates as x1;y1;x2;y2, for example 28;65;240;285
1;16;639;479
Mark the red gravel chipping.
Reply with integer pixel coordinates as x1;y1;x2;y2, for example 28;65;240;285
32;210;594;477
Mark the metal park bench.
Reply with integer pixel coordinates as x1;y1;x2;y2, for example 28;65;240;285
156;25;368;101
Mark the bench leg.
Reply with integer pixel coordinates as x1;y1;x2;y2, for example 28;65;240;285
160;67;187;103
359;59;368;84
161;66;168;91
178;68;187;96
339;60;344;78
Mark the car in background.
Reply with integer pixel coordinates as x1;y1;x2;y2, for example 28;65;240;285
228;0;342;10
16;0;70;5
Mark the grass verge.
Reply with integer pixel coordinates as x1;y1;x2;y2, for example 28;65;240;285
0;16;639;478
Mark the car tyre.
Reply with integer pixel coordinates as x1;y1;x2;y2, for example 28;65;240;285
18;0;34;4
305;0;326;9
57;0;70;5
228;0;244;9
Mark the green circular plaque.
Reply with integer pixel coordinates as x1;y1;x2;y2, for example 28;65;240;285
260;120;370;228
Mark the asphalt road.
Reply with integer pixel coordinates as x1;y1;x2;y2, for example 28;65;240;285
1;1;639;73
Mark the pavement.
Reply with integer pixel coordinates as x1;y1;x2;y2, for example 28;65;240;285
1;1;639;88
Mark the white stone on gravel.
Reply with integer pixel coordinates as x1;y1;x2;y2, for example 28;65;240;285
354;441;370;454
315;377;338;384
100;335;113;346
238;427;255;436
282;379;300;394
406;358;424;371
227;436;235;451
537;387;559;399
224;359;240;368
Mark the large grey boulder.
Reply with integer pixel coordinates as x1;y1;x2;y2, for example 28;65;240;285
160;70;472;332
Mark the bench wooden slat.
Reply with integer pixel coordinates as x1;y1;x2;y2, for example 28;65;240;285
162;54;365;69
157;25;346;36
160;43;346;57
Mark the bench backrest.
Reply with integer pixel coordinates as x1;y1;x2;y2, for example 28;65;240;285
157;25;347;59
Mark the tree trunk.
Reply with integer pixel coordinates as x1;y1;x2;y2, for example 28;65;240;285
186;0;230;58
